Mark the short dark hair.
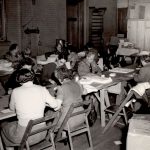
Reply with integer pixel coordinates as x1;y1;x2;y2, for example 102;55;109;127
86;51;96;58
17;57;35;70
16;68;34;83
9;43;18;51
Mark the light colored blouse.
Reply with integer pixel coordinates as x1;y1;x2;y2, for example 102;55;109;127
9;81;61;126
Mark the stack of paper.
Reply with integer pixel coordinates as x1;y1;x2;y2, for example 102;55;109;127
79;75;112;85
109;67;134;74
0;59;14;72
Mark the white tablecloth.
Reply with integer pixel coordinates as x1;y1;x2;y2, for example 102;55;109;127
116;47;139;56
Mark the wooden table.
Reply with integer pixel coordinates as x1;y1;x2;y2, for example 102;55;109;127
85;70;135;127
116;47;140;65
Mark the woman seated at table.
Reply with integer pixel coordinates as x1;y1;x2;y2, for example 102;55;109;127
77;50;102;77
55;73;85;133
1;68;62;150
3;43;23;69
78;50;104;115
22;47;42;74
45;39;69;61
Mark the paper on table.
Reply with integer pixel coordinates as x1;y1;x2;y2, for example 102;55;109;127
79;75;112;85
82;84;98;95
109;67;135;74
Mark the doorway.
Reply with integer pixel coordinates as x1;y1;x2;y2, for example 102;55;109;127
66;0;84;50
117;8;128;37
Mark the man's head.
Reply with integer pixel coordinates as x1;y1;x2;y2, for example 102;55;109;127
86;51;95;64
9;43;19;56
16;68;34;84
141;55;150;66
23;48;31;58
18;57;35;70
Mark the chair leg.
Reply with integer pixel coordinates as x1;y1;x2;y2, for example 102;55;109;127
104;90;112;120
0;135;4;150
25;141;30;150
112;116;121;126
50;132;56;150
67;124;74;150
122;108;128;124
86;118;94;150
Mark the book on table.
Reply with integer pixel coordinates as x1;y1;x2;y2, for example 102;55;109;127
109;67;135;74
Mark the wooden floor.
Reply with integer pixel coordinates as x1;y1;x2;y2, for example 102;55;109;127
56;119;128;150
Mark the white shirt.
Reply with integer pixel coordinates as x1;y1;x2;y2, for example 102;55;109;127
9;81;61;126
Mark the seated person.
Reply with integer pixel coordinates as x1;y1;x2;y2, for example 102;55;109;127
5;57;39;93
78;51;102;77
45;39;69;61
4;43;23;69
55;73;85;131
84;42;99;62
55;39;69;61
40;62;62;86
55;64;73;84
134;57;150;83
40;54;78;86
103;44;119;70
1;68;62;150
22;47;40;73
133;57;150;105
40;56;69;85
22;47;32;58
1;69;61;150
124;57;150;111
78;50;103;113
67;50;79;71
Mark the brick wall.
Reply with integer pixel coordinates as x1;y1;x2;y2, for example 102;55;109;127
5;0;66;56
21;0;66;56
5;0;21;47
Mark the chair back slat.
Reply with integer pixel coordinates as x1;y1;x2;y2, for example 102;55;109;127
31;114;57;125
19;111;59;150
70;109;89;118
29;124;56;136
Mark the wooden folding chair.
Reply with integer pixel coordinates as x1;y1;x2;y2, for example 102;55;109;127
6;111;59;150
103;90;138;133
55;100;94;150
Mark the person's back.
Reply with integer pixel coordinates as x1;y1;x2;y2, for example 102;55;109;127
1;69;62;149
40;62;61;85
11;82;50;126
60;80;83;105
134;63;150;83
56;78;84;130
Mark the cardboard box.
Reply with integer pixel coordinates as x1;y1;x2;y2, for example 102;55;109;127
127;114;150;150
